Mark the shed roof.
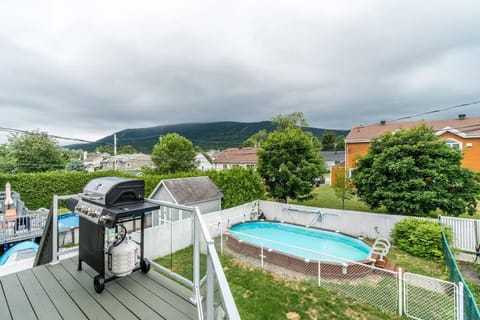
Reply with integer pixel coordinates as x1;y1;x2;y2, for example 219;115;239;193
346;116;480;142
151;176;223;205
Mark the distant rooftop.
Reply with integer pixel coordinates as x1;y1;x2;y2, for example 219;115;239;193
213;147;259;164
346;115;480;142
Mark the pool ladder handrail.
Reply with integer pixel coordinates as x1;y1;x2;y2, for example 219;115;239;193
369;237;391;261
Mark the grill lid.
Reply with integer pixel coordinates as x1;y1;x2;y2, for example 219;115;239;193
81;177;144;206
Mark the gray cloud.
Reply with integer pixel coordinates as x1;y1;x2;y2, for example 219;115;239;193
0;0;479;144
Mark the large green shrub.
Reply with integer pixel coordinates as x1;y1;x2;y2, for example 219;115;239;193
208;167;265;208
391;218;452;260
0;168;264;210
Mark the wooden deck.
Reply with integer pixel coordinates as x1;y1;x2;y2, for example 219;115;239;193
0;258;197;320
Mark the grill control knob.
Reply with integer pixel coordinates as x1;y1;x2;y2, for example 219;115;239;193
99;215;111;225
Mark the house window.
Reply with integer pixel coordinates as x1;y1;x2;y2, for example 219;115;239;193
223;164;228;169
445;138;462;150
349;168;357;177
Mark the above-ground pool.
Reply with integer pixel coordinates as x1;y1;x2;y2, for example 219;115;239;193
229;221;370;263
58;213;79;231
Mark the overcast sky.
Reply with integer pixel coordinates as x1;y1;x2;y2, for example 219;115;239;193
1;0;479;144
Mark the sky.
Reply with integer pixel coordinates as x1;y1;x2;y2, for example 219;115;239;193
1;0;479;144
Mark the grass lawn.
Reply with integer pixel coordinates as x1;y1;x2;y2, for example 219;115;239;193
289;185;387;213
154;246;402;319
291;185;480;217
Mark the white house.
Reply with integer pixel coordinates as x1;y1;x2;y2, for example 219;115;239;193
195;153;213;171
149;176;223;224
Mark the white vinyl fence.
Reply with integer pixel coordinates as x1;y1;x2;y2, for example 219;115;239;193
440;216;480;253
138;200;465;320
137;202;255;259
142;200;480;259
258;200;426;240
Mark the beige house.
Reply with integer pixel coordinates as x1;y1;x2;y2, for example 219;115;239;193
101;153;154;172
213;147;259;170
83;152;111;172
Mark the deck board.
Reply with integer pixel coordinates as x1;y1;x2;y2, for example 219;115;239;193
16;269;62;320
61;258;140;320
117;276;191;320
1;274;37;320
0;257;197;320
32;265;88;320
0;281;12;320
46;263;114;320
129;272;196;318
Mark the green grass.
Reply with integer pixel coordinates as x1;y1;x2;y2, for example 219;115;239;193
291;185;480;217
154;246;401;319
153;246;206;282
289;185;387;213
387;246;448;279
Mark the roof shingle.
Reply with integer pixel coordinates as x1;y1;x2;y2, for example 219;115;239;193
160;176;223;205
213;147;259;164
346;116;480;142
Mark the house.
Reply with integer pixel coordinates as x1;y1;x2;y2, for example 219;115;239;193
83;152;111;172
213;147;259;170
344;114;480;174
320;151;345;170
195;153;213;171
149;176;223;222
100;153;154;172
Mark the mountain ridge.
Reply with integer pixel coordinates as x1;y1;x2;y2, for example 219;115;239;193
68;121;348;152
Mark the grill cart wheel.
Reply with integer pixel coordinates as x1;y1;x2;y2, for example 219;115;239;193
141;258;150;273
94;274;105;293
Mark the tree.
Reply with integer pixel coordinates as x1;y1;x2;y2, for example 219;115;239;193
334;135;345;151
272;112;308;132
332;167;354;210
151;133;196;174
119;145;138;154
0;145;15;173
243;129;268;147
95;145;113;154
65;159;86;172
352;125;480;216
8;131;65;173
321;131;336;150
258;125;326;202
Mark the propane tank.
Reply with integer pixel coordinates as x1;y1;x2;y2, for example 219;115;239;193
108;236;138;277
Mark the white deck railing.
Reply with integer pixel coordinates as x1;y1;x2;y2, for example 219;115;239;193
50;195;240;320
0;210;49;244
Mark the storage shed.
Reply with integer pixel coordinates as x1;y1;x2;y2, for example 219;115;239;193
149;176;223;223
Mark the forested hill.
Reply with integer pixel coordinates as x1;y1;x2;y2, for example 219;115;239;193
68;121;349;152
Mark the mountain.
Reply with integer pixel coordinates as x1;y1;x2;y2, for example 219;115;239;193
67;121;349;152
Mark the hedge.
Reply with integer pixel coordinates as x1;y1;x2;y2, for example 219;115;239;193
0;168;265;211
391;218;452;260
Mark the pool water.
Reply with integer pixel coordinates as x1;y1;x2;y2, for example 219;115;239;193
58;213;79;230
230;222;371;262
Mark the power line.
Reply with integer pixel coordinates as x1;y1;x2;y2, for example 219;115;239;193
386;99;480;123
0;127;114;146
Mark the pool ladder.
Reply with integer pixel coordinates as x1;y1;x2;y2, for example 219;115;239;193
369;237;391;262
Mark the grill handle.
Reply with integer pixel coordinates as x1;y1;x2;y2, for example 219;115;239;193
79;193;104;201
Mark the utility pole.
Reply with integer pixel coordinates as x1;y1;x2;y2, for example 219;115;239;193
113;133;117;170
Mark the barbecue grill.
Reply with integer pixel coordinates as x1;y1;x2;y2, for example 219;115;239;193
67;177;160;293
